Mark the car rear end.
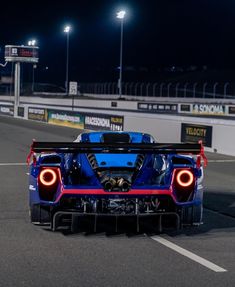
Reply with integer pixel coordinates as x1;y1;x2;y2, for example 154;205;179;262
28;132;206;231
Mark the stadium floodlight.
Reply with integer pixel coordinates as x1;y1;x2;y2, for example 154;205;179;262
64;25;71;33
27;39;38;93
116;10;126;19
28;39;37;46
64;25;71;95
116;10;126;98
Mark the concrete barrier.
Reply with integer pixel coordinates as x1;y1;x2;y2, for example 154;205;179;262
0;96;235;156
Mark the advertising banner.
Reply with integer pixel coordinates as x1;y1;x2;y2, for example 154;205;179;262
0;105;14;116
192;104;225;115
47;109;84;129
5;45;39;63
180;104;191;112
228;106;235;115
28;107;47;122
84;113;124;131
138;102;177;113
181;123;212;147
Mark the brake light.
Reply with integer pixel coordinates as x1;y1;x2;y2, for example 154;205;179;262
176;170;194;187
39;168;57;186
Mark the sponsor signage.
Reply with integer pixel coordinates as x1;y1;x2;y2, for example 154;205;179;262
180;104;191;112
84;113;124;131
181;123;212;147
228;106;235;115
28;107;47;122
192;104;225;115
111;101;117;107
0;105;14;116
5;45;39;63
138;103;177;113
47;109;84;129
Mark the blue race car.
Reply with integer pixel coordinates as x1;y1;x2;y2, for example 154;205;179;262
27;131;207;232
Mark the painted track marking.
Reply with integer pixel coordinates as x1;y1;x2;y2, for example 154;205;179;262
151;235;227;273
0;161;231;272
208;159;235;163
0;163;27;166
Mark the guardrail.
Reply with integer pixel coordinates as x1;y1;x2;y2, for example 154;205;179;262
1;81;235;99
79;82;234;99
1;95;235;118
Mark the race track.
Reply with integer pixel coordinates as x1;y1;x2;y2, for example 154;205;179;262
0;115;235;286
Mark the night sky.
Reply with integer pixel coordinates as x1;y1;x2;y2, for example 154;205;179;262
1;0;235;85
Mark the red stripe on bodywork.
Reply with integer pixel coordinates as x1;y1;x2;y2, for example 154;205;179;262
53;188;175;204
61;188;172;196
53;187;174;203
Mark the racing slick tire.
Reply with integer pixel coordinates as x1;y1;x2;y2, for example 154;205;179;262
182;204;203;226
30;205;50;225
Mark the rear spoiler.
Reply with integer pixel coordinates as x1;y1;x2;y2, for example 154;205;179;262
27;140;207;167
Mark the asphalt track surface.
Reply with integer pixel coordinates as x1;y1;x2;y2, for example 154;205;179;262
0;115;235;286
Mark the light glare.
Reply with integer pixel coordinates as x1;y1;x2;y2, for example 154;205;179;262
28;39;37;46
116;10;126;19
64;25;71;33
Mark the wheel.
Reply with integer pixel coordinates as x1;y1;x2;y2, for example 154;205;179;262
30;205;50;225
192;204;203;225
181;204;203;226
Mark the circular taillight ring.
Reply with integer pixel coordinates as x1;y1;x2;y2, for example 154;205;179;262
39;169;57;186
176;170;194;187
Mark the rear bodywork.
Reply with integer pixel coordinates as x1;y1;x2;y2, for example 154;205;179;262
27;132;207;232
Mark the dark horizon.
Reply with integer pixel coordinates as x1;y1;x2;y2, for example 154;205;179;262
1;0;235;85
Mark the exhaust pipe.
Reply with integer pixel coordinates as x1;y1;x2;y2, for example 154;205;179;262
117;178;130;192
104;178;116;191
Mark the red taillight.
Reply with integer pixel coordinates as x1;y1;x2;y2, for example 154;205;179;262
39;168;57;186
176;169;194;187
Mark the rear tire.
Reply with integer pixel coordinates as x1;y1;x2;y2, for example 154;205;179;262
30;205;50;225
182;204;203;226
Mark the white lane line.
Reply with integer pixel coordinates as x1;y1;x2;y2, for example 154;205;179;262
151;235;227;273
208;159;235;163
0;163;27;166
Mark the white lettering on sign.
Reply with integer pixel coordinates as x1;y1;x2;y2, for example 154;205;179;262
29;108;44;115
51;113;81;123
85;116;110;128
1;107;10;113
11;48;18;55
193;104;225;114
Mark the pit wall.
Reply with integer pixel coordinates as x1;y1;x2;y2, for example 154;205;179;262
0;96;235;156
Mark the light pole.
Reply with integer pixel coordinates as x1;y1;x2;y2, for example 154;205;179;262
64;25;71;95
28;39;37;93
116;10;126;98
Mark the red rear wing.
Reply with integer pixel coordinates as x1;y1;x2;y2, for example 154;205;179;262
27;140;208;167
